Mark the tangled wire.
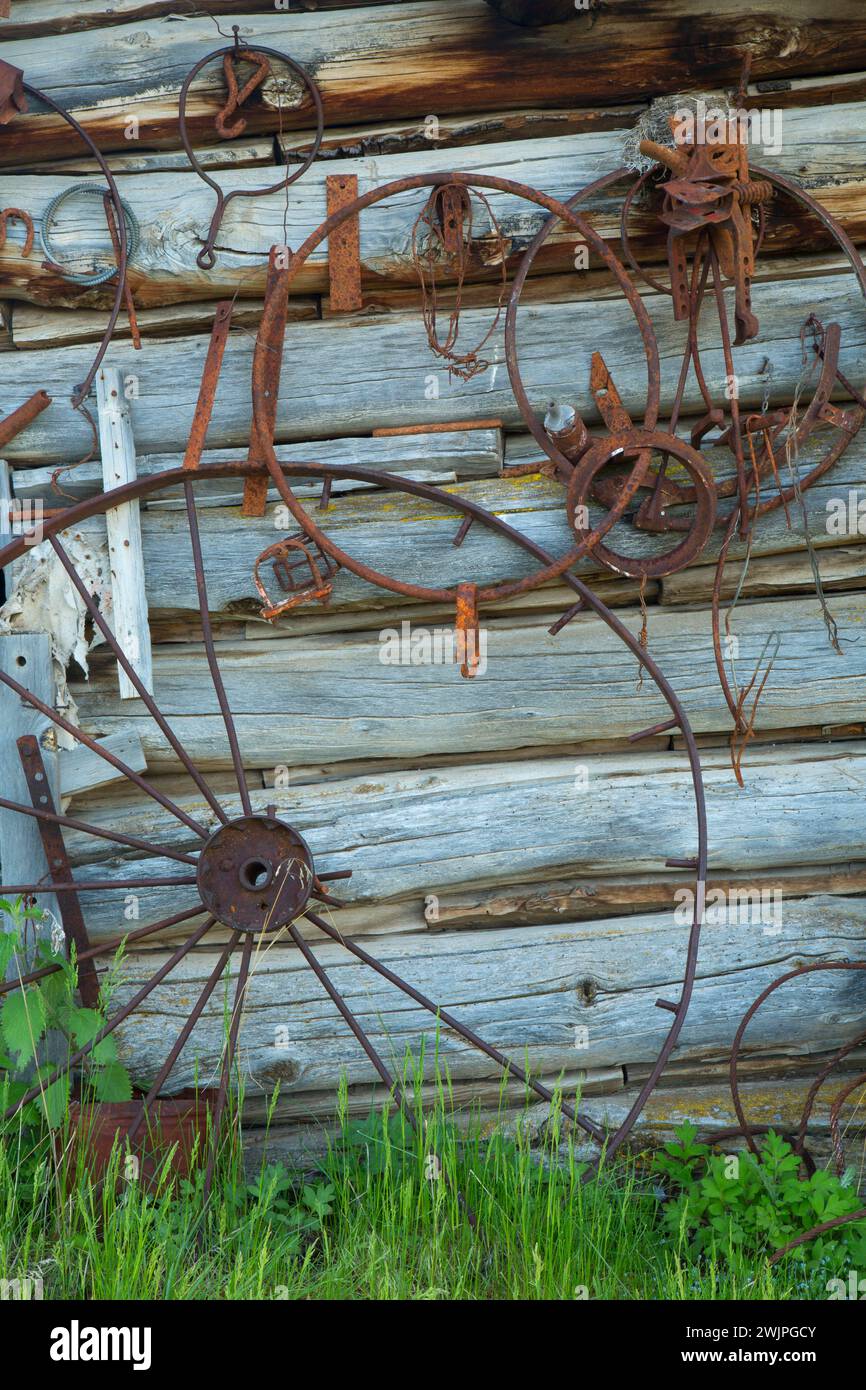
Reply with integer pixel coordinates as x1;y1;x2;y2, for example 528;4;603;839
411;183;509;382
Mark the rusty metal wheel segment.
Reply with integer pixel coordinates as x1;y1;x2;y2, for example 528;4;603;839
506;159;866;571
0;460;707;1184
246;170;663;605
716;960;866;1264
503;165;662;473
566;430;718;579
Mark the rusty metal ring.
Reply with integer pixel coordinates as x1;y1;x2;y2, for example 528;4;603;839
251;170;663;605
619;167;673;296
504;165;662;479
178;43;324;270
567;430;718;579
728;960;866;1159
18;81;129;408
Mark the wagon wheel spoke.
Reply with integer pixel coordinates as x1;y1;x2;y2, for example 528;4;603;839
306;911;605;1143
203;933;254;1198
125;929;242;1150
49;533;229;825
0;792;197;865
183;479;253;818
0;664;209;839
290;921;477;1224
287;922;415;1119
0;874;199;894
3;915;215;1122
0;904;209;999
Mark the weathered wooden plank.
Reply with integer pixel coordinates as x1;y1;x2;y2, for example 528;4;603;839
243;1069;866;1164
57;728;146;800
14;138;277;177
54;743;866;940
661;545;866;605
4;4;865;163
96;368;153;699
3;268;863;463
11;440;863;631
346;247;856;321
278;103;646;164
423;862;866;929
66;589;866;770
5;104;866;307
0;0;412;42
11;430;503;500
10;296;318;351
107;893;866;1096
241;1064;626;1129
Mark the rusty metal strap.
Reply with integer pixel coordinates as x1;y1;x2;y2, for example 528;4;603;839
182;300;234;471
242;245;292;516
0;59;26;124
327;174;363;313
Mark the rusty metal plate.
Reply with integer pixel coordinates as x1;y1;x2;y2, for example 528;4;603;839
327;173;363;313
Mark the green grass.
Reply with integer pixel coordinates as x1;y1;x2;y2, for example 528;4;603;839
0;1075;847;1301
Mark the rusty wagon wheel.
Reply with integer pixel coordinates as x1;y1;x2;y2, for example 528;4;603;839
0;459;708;1199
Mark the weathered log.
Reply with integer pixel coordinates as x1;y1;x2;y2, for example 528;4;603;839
423;862;866;929
106;894;866;1096
10;296;318;350
57;729;146;799
55;742;866;941
244;1068;866;1165
278;103;645;165
661;545;866;605
4;4;866;163
11;429;503;501
0;0;407;43
3;270;864;463
14;138;276;178
40;437;866;615
4;105;866;308
66;592;866;774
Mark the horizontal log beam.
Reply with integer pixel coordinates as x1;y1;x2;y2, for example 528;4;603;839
2;269;864;463
11;428;503;501
67;592;866;771
56;743;866;940
1;0;409;43
4;4;866;163
4;105;866;309
245;1068;866;1164
107;893;866;1095
425;861;866;929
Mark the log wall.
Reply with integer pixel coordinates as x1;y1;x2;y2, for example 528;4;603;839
1;0;865;1166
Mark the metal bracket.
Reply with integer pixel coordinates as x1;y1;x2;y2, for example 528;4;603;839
16;734;100;1009
327;174;363;313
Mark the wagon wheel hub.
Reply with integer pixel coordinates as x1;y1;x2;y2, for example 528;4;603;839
196;815;315;933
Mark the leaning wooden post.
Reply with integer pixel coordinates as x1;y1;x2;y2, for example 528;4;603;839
96;366;153;699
